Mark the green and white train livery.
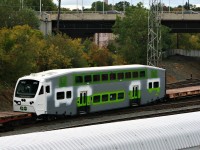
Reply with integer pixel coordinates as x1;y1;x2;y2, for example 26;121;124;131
13;65;166;116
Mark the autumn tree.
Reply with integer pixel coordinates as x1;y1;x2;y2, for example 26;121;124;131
0;25;44;85
45;34;88;69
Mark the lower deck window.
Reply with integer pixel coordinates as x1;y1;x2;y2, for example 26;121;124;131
102;94;108;102
93;95;100;103
154;82;159;88
149;82;152;89
66;91;72;98
118;93;124;100
110;93;116;101
57;92;65;100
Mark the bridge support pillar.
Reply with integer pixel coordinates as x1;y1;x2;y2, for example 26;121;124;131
39;20;52;36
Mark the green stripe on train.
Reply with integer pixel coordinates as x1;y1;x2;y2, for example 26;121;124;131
76;90;126;107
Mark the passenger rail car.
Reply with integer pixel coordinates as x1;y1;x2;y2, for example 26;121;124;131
13;65;165;116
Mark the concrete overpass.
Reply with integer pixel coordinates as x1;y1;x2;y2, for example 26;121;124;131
161;12;200;33
39;11;124;38
39;11;200;38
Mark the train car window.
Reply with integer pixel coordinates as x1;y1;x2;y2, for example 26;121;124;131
117;73;124;80
93;74;100;82
110;73;116;80
93;95;100;103
118;92;124;100
132;72;138;78
75;76;83;84
66;91;72;99
125;72;131;79
102;74;108;81
39;86;44;95
46;86;50;93
154;82;159;88
110;93;116;101
140;71;146;78
57;92;65;100
102;94;108;102
149;82;152;89
84;75;92;83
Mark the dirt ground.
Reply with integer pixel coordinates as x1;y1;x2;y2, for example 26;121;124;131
0;55;199;111
161;55;200;83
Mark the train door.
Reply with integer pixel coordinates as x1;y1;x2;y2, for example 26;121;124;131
36;85;47;115
133;85;139;98
130;85;140;106
78;91;88;114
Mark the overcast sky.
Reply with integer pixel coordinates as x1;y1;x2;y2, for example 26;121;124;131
53;0;200;10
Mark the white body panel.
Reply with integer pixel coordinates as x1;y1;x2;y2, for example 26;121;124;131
1;111;200;150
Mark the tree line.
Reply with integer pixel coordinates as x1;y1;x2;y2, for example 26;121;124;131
0;0;200;88
0;25;124;87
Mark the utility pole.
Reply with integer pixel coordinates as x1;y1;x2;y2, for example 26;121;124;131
40;0;42;15
147;0;162;67
57;0;61;32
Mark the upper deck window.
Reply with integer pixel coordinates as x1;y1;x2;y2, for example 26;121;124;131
125;72;131;79
15;80;39;98
84;75;92;83
93;74;100;82
117;73;124;80
132;72;138;78
110;73;116;80
140;71;146;78
102;74;108;81
75;76;83;84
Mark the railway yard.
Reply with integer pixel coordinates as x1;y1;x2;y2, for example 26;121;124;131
0;55;200;137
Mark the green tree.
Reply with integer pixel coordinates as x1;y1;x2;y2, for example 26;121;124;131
11;9;40;29
0;7;40;29
24;0;57;11
91;1;111;11
115;1;130;11
113;4;148;64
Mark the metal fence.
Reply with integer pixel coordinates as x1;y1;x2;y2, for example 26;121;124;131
167;49;200;57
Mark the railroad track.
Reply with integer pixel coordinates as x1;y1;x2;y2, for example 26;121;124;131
167;78;200;89
0;79;200;135
1;95;200;136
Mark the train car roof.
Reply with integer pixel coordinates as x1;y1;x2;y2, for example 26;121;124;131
0;111;200;150
20;64;165;81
